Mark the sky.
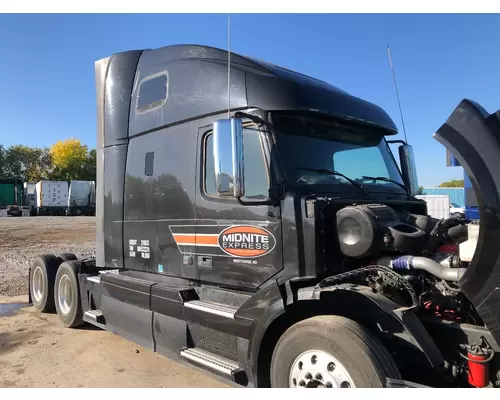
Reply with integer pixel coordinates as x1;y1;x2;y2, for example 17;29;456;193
0;13;499;187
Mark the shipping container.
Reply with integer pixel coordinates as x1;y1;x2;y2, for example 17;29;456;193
0;179;23;208
67;180;96;216
34;180;68;216
416;194;451;219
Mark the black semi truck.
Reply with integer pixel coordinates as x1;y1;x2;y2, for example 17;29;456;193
28;44;500;388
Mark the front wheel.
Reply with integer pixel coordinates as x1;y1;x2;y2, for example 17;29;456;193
270;315;401;388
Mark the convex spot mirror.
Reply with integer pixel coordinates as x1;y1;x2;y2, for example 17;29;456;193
212;118;245;198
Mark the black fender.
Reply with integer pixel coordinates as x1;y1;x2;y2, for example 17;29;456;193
243;282;287;386
295;283;444;369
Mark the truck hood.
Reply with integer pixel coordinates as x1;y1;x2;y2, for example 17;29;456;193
434;99;500;344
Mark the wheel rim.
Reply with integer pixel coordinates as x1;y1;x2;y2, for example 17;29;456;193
289;350;356;388
32;266;44;303
58;274;73;315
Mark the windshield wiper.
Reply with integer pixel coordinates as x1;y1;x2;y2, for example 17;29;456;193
361;176;412;198
296;167;371;200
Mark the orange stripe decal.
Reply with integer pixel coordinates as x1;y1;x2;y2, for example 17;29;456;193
173;234;218;246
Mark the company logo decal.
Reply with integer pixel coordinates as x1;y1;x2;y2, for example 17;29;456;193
169;224;276;258
218;225;275;258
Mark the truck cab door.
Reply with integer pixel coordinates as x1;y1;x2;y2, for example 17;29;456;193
185;122;283;290
434;99;500;346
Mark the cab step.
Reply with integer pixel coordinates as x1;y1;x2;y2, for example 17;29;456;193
87;275;101;284
84;309;105;324
179;347;247;384
184;300;237;319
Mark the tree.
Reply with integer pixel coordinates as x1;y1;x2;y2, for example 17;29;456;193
2;145;46;180
50;138;91;181
415;186;425;195
439;179;464;188
81;149;96;181
0;144;5;177
0;139;96;183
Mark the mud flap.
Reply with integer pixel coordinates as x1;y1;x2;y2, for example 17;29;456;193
434;99;500;346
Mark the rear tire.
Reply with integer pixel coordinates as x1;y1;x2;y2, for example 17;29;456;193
270;315;401;388
57;253;78;262
54;261;84;328
29;254;60;313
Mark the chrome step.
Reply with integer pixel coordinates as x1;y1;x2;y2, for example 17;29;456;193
86;275;100;284
179;348;240;377
184;300;237;319
84;309;105;324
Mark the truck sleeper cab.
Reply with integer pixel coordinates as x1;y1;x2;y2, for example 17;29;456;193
28;44;500;388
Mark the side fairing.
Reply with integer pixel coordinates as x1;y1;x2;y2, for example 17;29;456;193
434;99;500;345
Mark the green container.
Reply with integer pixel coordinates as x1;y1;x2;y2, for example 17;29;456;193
0;179;23;207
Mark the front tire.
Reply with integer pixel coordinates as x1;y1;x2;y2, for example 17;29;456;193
54;261;84;328
270;315;401;388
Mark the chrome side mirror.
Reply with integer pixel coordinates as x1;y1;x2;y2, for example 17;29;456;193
212;118;244;198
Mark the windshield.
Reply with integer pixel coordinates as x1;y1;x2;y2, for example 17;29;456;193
272;113;406;194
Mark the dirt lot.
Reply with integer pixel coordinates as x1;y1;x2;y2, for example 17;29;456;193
0;217;96;296
0;295;228;388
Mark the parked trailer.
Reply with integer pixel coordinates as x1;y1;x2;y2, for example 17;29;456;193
0;179;24;216
34;180;68;216
67;180;96;216
23;182;37;215
28;45;500;388
415;195;451;220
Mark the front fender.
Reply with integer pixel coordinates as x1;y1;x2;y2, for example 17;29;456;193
297;283;444;368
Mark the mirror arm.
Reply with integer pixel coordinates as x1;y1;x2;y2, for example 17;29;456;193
386;139;408;145
233;111;266;126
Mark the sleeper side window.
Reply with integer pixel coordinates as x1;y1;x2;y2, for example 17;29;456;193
205;126;270;201
136;72;168;114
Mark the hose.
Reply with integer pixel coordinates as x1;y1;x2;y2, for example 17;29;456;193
390;256;466;282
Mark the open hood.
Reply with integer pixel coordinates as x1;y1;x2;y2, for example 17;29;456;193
434;99;500;344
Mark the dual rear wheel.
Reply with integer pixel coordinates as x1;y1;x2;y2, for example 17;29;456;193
29;253;84;328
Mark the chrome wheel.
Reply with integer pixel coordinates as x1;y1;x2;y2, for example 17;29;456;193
57;274;73;315
32;266;44;303
289;350;355;388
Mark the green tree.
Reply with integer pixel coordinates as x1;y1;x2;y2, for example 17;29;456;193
0;144;5;177
439;179;464;188
415;186;425;195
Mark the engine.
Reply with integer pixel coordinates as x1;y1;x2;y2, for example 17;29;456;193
334;203;478;324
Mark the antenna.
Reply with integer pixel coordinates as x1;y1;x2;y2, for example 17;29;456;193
227;13;231;120
387;45;408;143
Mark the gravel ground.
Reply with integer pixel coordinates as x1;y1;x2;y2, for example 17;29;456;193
0;217;95;296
